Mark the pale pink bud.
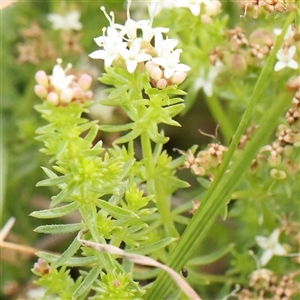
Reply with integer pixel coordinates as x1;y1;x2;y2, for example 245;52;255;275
34;85;48;98
72;86;84;98
145;61;157;74
151;67;163;81
201;14;212;24
205;2;222;16
35;70;49;88
156;78;168;89
78;74;92;90
33;258;50;276
46;92;59;105
85;91;93;99
171;71;187;84
60;88;74;103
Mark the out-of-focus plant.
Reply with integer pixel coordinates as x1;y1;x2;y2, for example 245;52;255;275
2;0;299;299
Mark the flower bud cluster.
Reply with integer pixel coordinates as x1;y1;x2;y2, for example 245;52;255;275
34;58;93;106
89;4;190;89
32;258;50;276
208;24;299;77
181;143;228;177
258;89;300;180
238;269;300;300
239;0;296;19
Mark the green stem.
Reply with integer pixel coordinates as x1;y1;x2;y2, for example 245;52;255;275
141;132;179;238
146;12;295;300
205;94;235;144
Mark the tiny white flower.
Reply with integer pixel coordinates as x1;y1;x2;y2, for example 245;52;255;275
152;49;190;79
194;60;224;97
89;27;127;67
154;32;178;58
274;45;299;72
47;10;82;31
119;38;152;73
255;228;287;266
274;25;294;40
50;59;75;91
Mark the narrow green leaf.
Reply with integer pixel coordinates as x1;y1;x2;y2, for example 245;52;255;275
126;237;177;255
36;175;66;187
100;123;134;132
96;199;138;219
30;202;79;219
36;251;98;267
34;223;84;234
187;243;235;266
52;237;82;269
72;263;102;298
113;129;143;144
164;103;185;118
82;124;99;144
78;121;98;134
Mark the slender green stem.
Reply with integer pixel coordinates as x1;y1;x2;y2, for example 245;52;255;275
205;94;235;144
141;132;179;238
146;12;295;300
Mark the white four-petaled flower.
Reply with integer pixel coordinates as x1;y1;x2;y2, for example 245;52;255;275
47;10;82;31
255;228;287;266
274;45;298;72
119;38;152;73
50;59;75;91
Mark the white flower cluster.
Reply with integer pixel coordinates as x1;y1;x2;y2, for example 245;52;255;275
89;4;190;89
34;58;93;106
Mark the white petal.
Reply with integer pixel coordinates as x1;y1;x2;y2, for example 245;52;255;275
260;249;273;266
89;50;107;59
104;56;115;67
287;60;299;70
135;53;152;63
164;67;174;79
126;60;138;73
269;228;281;244
273;243;287;256
274;61;286;72
175;63;191;72
203;82;213;97
255;236;269;249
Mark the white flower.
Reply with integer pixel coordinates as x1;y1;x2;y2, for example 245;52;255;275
47;10;82;31
49;59;75;91
274;45;298;72
152;49;190;79
154;32;178;58
89;27;127;67
255;228;287;266
193;60;224;97
119;38;152;73
274;25;294;40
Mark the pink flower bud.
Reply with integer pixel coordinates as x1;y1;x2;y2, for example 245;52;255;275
34;85;48;99
78;74;92;90
72;86;84;99
32;258;50;276
156;78;168;89
151;67;163;81
145;61;157;74
205;2;222;16
35;70;49;88
171;71;187;84
85;91;93;99
46;92;59;105
201;14;212;24
60;88;74;103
